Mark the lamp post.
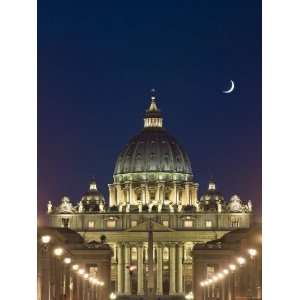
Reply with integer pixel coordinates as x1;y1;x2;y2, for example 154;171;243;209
236;257;246;298
53;247;64;299
41;235;51;300
229;264;237;300
248;249;257;300
126;264;136;293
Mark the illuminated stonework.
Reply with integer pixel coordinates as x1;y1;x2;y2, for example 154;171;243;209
47;95;253;297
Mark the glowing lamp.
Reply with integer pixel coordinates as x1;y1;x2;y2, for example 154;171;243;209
64;257;71;264
41;235;51;244
53;248;64;256
237;257;246;265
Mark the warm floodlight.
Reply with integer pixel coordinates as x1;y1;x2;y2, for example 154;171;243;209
110;293;117;300
218;273;224;279
237;257;246;265
84;274;89;279
64;257;71;264
41;235;51;244
185;292;194;300
72;264;79;271
229;264;236;271
99;281;105;286
223;269;229;275
53;248;64;256
78;269;85;275
248;248;257;258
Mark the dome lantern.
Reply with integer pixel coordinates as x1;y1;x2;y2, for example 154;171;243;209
89;180;98;191
144;90;163;128
208;178;216;191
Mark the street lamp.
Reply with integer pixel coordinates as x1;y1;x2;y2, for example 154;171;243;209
78;268;85;275
248;248;257;259
72;264;79;271
110;292;117;300
229;264;236;271
237;257;246;265
53;247;64;256
64;257;71;264
99;281;105;287
41;235;51;244
223;269;229;275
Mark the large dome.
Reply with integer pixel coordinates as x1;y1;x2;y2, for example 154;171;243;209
113;95;193;179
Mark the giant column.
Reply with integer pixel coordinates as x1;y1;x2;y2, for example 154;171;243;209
108;184;116;207
124;244;131;294
173;183;178;205
156;243;163;295
137;243;144;295
169;243;176;295
117;243;123;294
177;243;183;294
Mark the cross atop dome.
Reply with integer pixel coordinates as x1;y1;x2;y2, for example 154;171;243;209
144;89;163;128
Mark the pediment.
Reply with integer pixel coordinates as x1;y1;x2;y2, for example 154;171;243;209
126;220;175;232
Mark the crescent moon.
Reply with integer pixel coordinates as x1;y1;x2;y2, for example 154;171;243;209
223;80;235;94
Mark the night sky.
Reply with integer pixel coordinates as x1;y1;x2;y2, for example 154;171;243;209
38;1;261;219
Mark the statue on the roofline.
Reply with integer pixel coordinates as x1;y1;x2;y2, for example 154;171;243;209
47;201;53;214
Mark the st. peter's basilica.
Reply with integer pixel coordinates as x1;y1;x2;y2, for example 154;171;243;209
46;94;253;297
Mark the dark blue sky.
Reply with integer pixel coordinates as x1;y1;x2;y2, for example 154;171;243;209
38;1;261;217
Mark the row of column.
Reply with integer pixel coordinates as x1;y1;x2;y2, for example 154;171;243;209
110;182;199;206
196;261;260;300
39;251;100;300
117;242;184;296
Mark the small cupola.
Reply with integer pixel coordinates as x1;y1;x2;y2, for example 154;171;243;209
144;89;163;128
89;180;98;191
208;179;216;191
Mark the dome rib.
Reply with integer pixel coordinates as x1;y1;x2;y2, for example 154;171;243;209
113;127;193;176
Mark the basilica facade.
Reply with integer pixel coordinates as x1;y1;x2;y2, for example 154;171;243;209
47;95;253;297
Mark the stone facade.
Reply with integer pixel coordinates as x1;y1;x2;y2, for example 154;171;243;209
37;227;113;300
192;225;262;300
46;95;253;297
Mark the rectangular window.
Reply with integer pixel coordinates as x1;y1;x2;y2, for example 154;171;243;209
106;220;116;228
207;266;215;278
131;220;137;227
184;220;193;228
88;221;95;228
162;220;169;227
205;220;212;228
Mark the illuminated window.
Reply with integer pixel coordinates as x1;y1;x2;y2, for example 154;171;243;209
207;266;215;278
184;220;193;228
131;247;137;260
131;220;137;227
205;220;212;228
163;247;169;261
88;221;95;228
162;220;169;227
106;220;116;228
